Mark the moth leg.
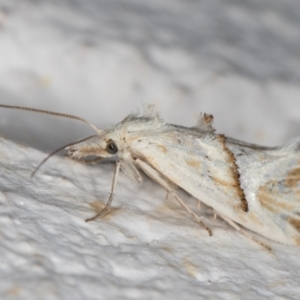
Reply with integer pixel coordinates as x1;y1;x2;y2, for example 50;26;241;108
165;192;169;201
218;214;272;251
134;158;212;236
86;160;121;222
69;156;103;165
171;192;212;236
82;157;103;165
213;212;217;220
197;201;201;211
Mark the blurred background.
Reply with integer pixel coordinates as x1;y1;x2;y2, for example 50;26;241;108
0;0;300;151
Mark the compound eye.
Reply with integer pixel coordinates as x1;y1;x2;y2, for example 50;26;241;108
106;141;118;154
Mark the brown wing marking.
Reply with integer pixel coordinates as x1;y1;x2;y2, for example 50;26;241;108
185;158;201;169
217;134;248;212
285;167;300;188
156;144;168;154
257;180;299;214
289;217;300;233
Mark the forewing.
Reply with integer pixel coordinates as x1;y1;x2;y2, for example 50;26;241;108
129;125;248;217
130;125;300;245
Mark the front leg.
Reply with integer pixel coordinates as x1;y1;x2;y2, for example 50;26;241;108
86;160;121;222
67;155;103;165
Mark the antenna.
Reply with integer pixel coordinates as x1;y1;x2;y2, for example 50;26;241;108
0;104;101;133
31;135;99;177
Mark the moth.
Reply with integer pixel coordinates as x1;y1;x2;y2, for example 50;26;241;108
1;104;300;248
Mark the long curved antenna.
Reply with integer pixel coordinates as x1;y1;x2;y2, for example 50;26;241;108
0;104;101;133
31;134;99;178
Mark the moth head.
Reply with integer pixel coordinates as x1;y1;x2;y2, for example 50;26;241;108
66;131;124;160
31;128;127;178
30;104;163;177
65;130;141;183
1;104;144;178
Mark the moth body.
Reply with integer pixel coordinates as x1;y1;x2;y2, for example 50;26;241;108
66;106;300;246
1;103;300;246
